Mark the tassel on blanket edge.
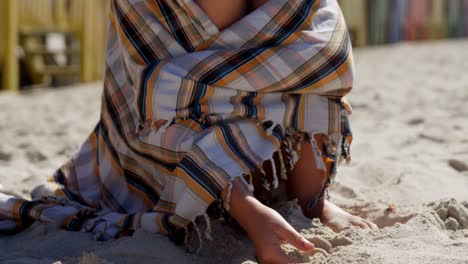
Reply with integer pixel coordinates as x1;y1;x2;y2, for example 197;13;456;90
309;135;327;172
278;151;287;180
203;213;214;241
192;221;203;254
270;158;279;189
260;167;271;191
239;175;255;193
222;182;233;212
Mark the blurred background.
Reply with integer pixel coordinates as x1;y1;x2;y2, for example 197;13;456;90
0;0;467;91
0;0;110;91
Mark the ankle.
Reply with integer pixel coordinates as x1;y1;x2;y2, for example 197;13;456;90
222;179;266;231
300;195;326;220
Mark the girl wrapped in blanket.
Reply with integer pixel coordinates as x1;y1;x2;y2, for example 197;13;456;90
0;0;377;263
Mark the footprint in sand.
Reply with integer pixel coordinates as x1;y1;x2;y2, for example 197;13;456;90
419;133;445;144
54;130;66;137
330;182;358;199
407;117;424;126
0;146;13;162
16;129;29;137
17;142;32;149
25;150;47;163
448;159;468;172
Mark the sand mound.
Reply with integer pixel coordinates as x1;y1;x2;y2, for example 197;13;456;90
280;199;468;264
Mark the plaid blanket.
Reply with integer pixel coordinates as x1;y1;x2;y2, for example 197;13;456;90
0;0;353;243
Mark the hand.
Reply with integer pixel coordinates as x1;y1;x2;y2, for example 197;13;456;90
249;205;315;264
225;180;315;264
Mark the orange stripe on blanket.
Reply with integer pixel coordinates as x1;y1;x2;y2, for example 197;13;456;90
172;168;217;205
12;200;25;226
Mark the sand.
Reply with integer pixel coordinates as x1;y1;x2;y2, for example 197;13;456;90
1;40;468;264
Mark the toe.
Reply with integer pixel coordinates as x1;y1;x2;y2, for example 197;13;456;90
352;219;370;230
362;220;374;230
366;220;379;230
360;221;371;230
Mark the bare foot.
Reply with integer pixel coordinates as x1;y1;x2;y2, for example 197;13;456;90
320;199;378;231
226;180;315;263
284;123;377;232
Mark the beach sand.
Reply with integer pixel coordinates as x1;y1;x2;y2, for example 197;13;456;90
1;40;468;263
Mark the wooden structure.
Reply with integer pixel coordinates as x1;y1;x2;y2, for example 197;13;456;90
446;0;463;38
368;0;390;45
430;0;446;39
0;0;110;91
465;0;468;36
405;0;430;40
339;0;368;46
1;0;19;91
388;0;408;43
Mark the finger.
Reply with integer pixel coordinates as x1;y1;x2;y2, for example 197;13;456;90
352;220;370;230
362;220;374;230
280;224;315;252
366;220;379;230
257;247;291;264
360;219;377;230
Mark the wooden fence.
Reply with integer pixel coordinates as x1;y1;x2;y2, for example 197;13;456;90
0;0;110;91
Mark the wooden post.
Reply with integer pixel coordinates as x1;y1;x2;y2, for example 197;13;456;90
339;0;368;47
405;0;430;41
81;0;94;82
368;0;390;45
447;0;463;38
55;0;69;31
430;0;446;39
388;0;408;43
464;0;468;36
93;0;110;80
2;0;19;91
69;0;84;31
